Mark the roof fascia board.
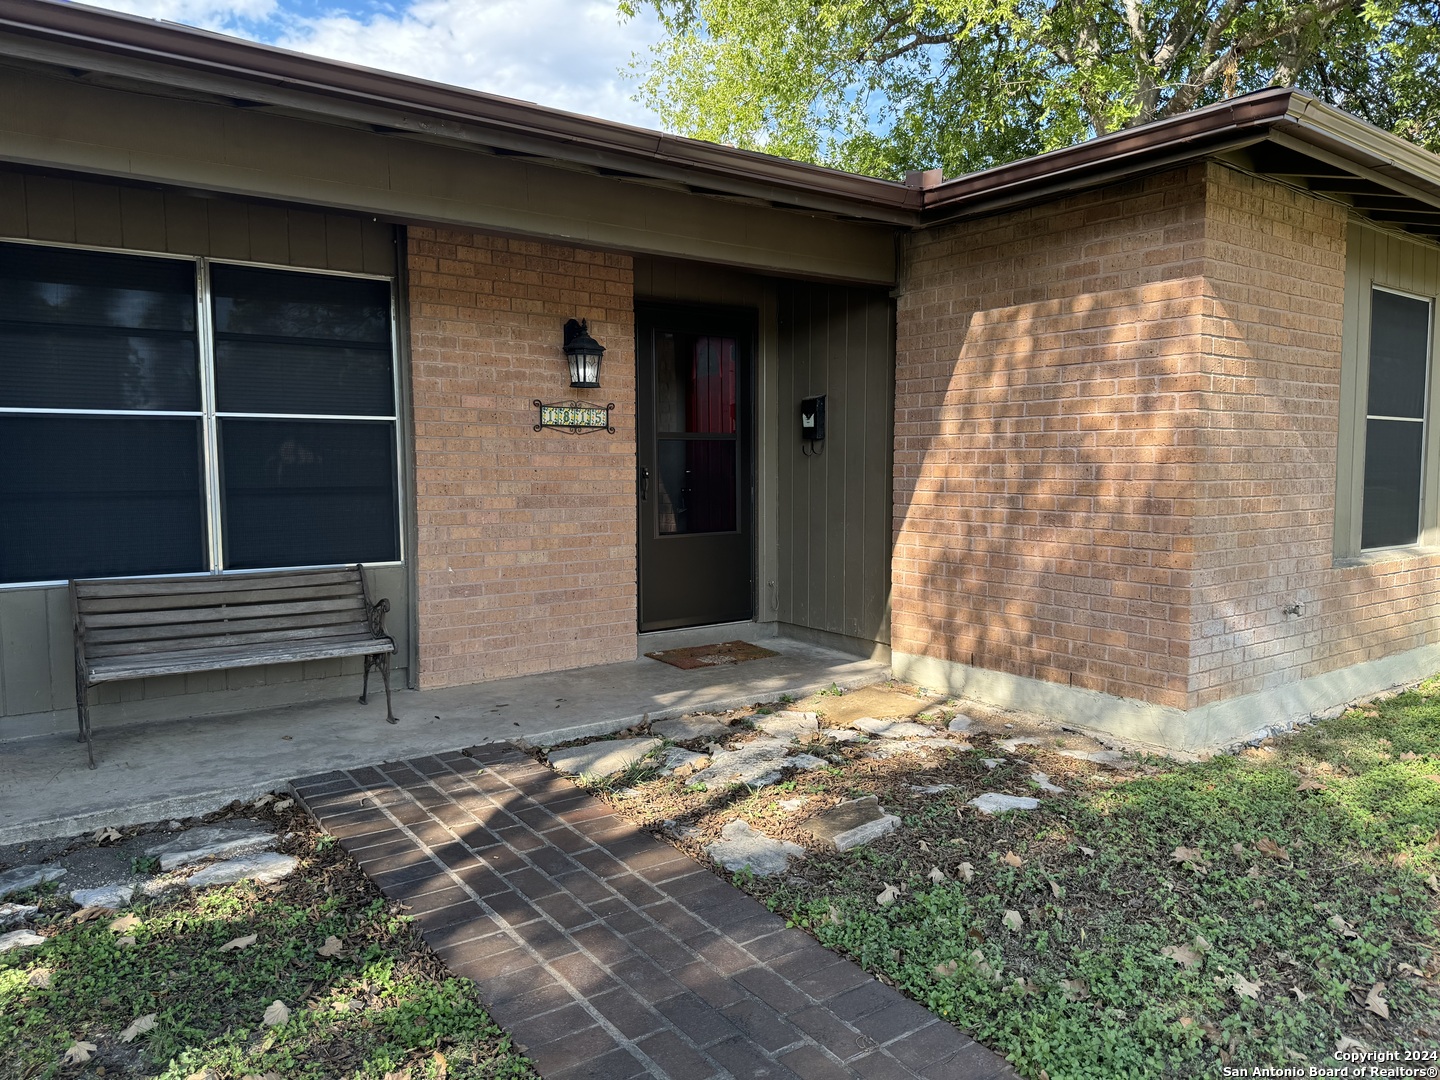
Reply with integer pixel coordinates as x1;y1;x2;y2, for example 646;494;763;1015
0;0;920;221
1270;99;1440;209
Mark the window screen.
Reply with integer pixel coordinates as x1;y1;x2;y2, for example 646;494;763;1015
1362;289;1432;549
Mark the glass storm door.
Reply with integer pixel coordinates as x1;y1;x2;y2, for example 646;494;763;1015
637;305;754;631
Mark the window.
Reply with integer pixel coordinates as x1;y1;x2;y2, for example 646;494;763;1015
0;241;400;585
1360;288;1432;549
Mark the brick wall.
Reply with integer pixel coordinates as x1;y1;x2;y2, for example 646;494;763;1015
408;227;637;689
893;165;1211;710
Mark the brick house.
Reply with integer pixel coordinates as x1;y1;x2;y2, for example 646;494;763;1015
2;0;1439;753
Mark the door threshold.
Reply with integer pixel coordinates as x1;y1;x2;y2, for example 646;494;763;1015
638;620;778;653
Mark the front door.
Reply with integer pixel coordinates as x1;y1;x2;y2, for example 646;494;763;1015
637;304;755;631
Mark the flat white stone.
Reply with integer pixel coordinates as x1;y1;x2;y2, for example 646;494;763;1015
908;784;956;794
1030;772;1065;795
820;728;864;742
776;797;807;812
651;716;731;742
803;797;901;852
968;792;1040;815
186;851;299;888
788;753;828;771
981;759;1006;770
0;929;45;951
705;820;804;877
1057;749;1128;767
70;884;135;909
657;747;710;776
998;738;1041;753
688;740;791;788
147;824;275;872
0;864;65;899
853;717;940;738
947;715;974;732
755;711;819;743
863;738;966;760
548;737;663;779
0;902;39;927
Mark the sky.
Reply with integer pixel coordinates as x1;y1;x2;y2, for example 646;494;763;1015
83;0;668;129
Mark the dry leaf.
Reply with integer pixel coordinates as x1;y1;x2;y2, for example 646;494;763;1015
1192;934;1212;954
219;933;257;952
876;883;901;907
1365;982;1390;1020
1178;1016;1194;1028
251;793;276;807
969;949;1000;983
1291;985;1309;1002
1401;751;1419;761
62;1041;97;1065
1002;851;1023;868
1231;973;1262;1000
1256;838;1290;861
118;1013;157;1043
27;968;52;989
261;1000;290;1028
1297;777;1325;792
317;935;344;957
1398;962;1424;977
1061;978;1089;1002
1246;866;1262;880
116;935;137;947
1078;845;1095;857
94;826;123;843
185;1070;218;1080
1328;915;1359;939
933;959;959;978
108;914;141;934
1002;909;1023;932
1049;878;1062;899
1171;846;1203;864
433;1050;448;1080
928;866;946;885
957;862;975;883
1336;1035;1365;1054
1426;874;1439;894
272;799;294;813
72;905;111;923
827;904;842;925
1162;944;1202;969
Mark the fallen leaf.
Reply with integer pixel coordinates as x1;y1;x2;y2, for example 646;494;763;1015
1399;962;1424;977
27;968;52;989
1328;915;1359;939
272;799;294;813
251;793;276;807
1078;845;1095;857
1231;973;1262;1000
957;862;975;883
1061;978;1089;1001
108;914;141;934
928;866;946;885
827;904;842;925
876;883;900;907
1284;1049;1308;1063
185;1070;218;1080
1297;777;1325;791
1048;878;1062;899
62;1041;97;1065
968;949;1000;983
219;933;257;952
93;826;123;843
933;959;959;978
1401;751;1419;761
1178;1016;1194;1028
1256;838;1290;861
72;905;111;923
261;1000;290;1028
1291;985;1309;1002
115;935;137;947
1365;982;1390;1020
1171;846;1204;864
118;1013;157;1043
1251;898;1267;910
432;1050;447;1080
1192;934;1212;954
1001;851;1023;868
1161;944;1202;968
1246;866;1262;880
1002;909;1023;932
1426;874;1439;894
1336;1035;1365;1055
317;935;344;957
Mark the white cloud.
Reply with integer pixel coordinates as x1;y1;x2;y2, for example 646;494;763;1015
85;0;666;129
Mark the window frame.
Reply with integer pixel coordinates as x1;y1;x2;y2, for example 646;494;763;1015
0;236;405;588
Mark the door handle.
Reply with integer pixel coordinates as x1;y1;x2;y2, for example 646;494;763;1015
639;466;650;501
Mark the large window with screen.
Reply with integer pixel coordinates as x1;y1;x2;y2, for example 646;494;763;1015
1361;287;1433;550
0;241;400;585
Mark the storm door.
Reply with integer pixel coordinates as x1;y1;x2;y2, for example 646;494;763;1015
637;305;755;631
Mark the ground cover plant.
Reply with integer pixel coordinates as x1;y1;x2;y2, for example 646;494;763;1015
591;682;1440;1079
0;804;535;1080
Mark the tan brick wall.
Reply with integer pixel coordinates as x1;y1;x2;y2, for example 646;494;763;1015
893;165;1210;710
408;227;637;689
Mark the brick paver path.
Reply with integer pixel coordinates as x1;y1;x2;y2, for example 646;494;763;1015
293;744;1016;1080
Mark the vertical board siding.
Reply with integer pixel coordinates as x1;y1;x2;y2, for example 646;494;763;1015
776;282;895;646
0;168;407;727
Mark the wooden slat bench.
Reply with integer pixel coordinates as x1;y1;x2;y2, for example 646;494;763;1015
71;565;396;768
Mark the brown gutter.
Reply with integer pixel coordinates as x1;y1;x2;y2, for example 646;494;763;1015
0;0;920;215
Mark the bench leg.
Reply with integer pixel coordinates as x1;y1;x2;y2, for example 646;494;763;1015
360;658;371;706
362;654;398;724
76;692;95;770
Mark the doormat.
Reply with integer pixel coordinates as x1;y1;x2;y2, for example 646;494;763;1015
645;640;779;670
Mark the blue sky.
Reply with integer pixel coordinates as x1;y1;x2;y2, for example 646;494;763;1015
83;0;667;128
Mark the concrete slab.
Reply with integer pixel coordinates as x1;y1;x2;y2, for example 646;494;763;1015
650;716;732;742
705;820;804;877
802;796;900;852
547;737;661;779
0;639;887;846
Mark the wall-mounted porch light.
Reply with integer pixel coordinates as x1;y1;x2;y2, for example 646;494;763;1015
563;318;605;388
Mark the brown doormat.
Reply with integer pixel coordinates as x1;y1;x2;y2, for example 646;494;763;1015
645;640;779;670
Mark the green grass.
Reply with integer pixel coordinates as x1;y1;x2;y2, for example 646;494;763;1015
0;822;535;1080
749;688;1440;1078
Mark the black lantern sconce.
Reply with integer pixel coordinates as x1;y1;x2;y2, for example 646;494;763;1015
563;318;605;389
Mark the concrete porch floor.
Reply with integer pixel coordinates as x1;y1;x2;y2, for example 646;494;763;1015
0;638;889;846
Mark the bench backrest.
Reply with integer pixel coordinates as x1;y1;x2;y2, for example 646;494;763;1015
72;567;380;663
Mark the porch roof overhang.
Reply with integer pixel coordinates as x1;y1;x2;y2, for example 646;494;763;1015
2;0;1440;245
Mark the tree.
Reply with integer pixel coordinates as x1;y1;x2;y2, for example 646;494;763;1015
621;0;1440;179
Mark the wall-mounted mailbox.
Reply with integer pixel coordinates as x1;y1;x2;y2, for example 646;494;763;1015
800;395;827;442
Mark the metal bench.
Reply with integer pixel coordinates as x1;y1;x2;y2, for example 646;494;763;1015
70;565;397;768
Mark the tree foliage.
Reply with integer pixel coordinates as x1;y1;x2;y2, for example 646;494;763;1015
621;0;1440;178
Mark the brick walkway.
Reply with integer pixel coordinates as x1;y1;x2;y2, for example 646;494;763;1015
293;744;1016;1080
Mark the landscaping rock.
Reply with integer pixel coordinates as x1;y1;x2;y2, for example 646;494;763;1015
0;902;39;927
1057;749;1127;767
0;864;66;899
70;884;135;909
968;792;1040;815
186;852;299;888
0;929;45;952
1030;772;1065;795
755;711;819;742
706;821;804;877
688;740;792;788
852;717;938;738
803;796;901;852
147;824;274;872
998;737;1041;753
651;716;731;742
948;715;974;732
548;737;662;779
820;728;864;742
908;783;956;794
863;737;966;760
657;747;710;777
982;758;1006;770
776;797;807;812
787;753;828;771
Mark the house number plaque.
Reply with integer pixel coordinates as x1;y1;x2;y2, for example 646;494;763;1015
534;399;615;434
